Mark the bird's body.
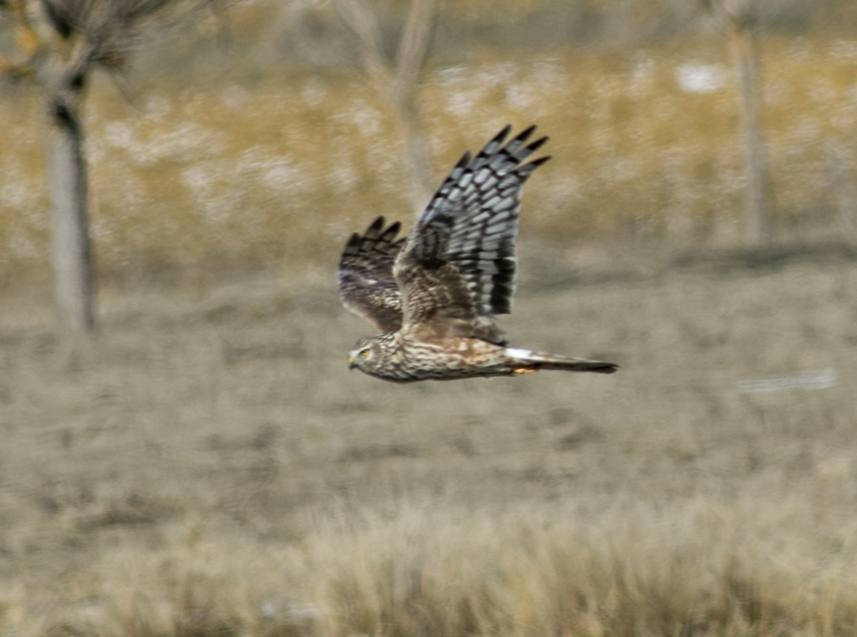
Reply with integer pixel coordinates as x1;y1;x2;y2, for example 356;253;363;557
350;332;616;383
351;333;508;383
338;125;618;382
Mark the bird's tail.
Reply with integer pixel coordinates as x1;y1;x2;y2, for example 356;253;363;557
505;347;619;374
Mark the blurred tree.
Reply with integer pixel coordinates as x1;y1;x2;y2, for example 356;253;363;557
713;0;773;245
825;143;857;233
0;0;222;333
334;0;438;215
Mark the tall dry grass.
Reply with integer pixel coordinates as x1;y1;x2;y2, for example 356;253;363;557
42;499;857;637
2;35;857;286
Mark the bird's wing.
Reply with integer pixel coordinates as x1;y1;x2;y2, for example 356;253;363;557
395;125;549;337
337;216;406;332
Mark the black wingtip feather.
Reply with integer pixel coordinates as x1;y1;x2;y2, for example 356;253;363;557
380;221;402;243
366;216;386;235
493;124;513;144
513;124;537;143
525;136;549;154
343;232;362;255
455;150;472;169
343;216;406;259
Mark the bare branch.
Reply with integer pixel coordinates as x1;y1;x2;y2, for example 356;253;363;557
27;0;226;66
711;0;758;29
392;0;436;108
333;0;393;94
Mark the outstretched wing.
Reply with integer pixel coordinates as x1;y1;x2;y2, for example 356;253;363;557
395;125;550;333
338;216;406;332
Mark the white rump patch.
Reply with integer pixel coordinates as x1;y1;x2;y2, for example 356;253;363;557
506;348;532;360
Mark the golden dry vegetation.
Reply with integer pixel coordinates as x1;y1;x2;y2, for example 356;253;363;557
2;35;857;286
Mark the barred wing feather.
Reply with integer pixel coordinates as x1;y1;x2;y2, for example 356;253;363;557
337;216;406;332
403;125;550;318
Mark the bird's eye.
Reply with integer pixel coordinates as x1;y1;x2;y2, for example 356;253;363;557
360;349;370;358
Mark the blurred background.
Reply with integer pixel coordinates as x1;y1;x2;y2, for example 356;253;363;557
1;1;856;636
1;0;857;285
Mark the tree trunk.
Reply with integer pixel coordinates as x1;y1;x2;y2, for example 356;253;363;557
729;16;771;245
47;76;95;333
393;0;437;212
335;0;437;215
825;143;857;232
394;95;433;213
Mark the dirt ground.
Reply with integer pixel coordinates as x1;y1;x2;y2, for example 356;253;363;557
0;239;856;636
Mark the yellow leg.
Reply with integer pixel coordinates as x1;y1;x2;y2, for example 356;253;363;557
513;368;538;375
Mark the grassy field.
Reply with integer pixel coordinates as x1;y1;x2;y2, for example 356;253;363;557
2;20;857;637
2;35;857;285
0;238;855;636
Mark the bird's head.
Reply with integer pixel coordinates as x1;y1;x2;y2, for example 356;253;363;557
347;332;403;379
348;335;384;374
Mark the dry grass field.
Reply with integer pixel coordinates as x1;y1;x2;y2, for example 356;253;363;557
3;35;857;285
2;17;857;636
0;239;856;636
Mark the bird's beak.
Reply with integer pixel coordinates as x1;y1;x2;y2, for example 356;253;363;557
348;353;356;370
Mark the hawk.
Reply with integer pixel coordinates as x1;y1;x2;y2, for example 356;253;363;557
337;125;618;382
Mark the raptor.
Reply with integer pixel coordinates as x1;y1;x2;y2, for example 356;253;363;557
337;125;618;382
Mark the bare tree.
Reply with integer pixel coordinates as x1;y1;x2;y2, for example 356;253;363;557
0;0;222;333
334;0;438;214
825;142;857;233
713;0;773;245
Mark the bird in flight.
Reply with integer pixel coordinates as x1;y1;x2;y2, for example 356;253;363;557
337;125;618;382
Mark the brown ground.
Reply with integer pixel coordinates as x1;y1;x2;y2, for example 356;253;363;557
1;240;856;636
